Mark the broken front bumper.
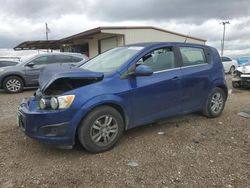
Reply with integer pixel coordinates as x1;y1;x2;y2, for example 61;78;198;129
17;97;75;148
232;74;250;87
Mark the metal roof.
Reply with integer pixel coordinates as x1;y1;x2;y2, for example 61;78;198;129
14;40;60;50
14;26;206;50
61;26;206;42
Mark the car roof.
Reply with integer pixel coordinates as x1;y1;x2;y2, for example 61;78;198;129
124;42;208;48
33;52;84;58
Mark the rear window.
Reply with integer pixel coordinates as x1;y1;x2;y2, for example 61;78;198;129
0;61;18;66
53;55;72;63
221;57;231;62
180;47;207;67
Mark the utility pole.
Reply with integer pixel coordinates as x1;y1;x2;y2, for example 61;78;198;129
220;21;230;56
45;22;48;40
45;23;50;52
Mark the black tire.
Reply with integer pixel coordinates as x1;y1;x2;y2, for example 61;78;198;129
229;66;235;74
232;81;241;88
3;76;24;93
202;87;226;118
78;106;124;153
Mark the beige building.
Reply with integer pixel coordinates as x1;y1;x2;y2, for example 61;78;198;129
15;26;206;58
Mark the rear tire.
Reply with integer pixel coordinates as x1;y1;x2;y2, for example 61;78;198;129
202;87;226;118
78;106;124;153
3;76;24;93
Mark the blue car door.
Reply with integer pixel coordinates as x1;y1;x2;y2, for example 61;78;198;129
178;46;212;113
129;46;182;127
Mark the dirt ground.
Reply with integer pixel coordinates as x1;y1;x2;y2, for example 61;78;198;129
0;75;249;188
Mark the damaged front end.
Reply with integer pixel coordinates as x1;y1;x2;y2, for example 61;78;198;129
232;65;250;88
39;76;103;96
38;64;104;95
34;64;104;110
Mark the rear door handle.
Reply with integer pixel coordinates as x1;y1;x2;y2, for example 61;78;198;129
171;76;179;80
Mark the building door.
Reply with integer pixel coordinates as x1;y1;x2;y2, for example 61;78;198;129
99;37;118;54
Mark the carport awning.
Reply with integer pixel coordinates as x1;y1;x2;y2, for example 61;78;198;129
14;40;60;50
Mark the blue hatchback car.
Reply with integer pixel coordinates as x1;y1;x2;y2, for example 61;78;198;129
18;42;228;153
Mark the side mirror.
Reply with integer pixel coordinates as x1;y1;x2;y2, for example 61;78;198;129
133;65;153;76
26;62;35;67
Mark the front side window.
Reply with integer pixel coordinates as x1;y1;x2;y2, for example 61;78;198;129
180;47;207;67
71;56;84;62
137;47;176;72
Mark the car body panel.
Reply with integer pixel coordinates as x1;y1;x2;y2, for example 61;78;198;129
129;68;182;126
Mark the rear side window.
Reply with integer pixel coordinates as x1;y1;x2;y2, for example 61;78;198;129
180;47;207;67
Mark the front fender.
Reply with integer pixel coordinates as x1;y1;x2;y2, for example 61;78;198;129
0;71;26;87
70;94;130;139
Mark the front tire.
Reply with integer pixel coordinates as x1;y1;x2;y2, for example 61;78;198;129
78;106;124;153
203;87;226;118
3;76;24;93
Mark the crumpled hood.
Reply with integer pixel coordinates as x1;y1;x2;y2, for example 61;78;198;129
236;65;250;74
39;64;104;93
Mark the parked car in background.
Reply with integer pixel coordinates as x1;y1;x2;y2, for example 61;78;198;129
236;56;250;66
0;60;19;67
221;56;238;74
18;42;228;153
232;60;250;88
0;53;88;93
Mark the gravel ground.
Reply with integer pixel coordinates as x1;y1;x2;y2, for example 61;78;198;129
0;75;249;188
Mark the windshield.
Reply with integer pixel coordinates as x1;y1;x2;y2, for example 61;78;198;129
80;46;144;73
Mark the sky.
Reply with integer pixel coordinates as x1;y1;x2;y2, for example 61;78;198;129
0;0;250;57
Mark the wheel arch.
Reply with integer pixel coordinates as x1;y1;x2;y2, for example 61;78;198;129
72;96;130;144
215;84;228;99
211;78;228;99
1;74;26;87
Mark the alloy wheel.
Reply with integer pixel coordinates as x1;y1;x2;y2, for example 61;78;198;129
90;115;119;146
6;79;21;92
210;92;224;114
